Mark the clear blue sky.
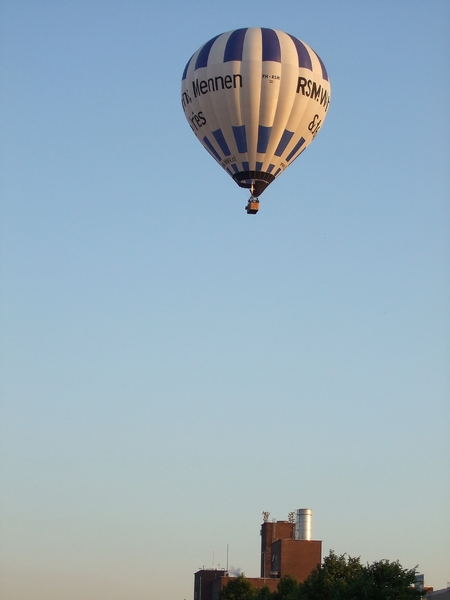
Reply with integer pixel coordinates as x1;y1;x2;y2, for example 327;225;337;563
1;1;449;599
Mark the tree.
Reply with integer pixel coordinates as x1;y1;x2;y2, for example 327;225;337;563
254;585;274;600
273;575;301;600
296;551;364;600
217;553;425;600
219;575;256;600
359;559;425;600
296;551;425;600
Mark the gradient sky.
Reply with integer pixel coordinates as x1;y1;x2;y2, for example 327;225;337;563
1;2;449;599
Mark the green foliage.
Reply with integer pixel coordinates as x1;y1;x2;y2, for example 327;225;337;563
273;575;301;600
254;585;274;600
296;550;364;600
219;575;256;600
359;558;425;599
217;553;424;600
296;551;425;600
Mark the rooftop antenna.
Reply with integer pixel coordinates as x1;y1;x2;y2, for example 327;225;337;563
226;543;229;574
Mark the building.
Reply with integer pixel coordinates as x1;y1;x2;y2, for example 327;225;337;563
416;574;450;598
426;589;450;599
261;512;322;582
193;509;322;600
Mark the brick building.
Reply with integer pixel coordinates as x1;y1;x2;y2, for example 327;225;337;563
193;509;322;600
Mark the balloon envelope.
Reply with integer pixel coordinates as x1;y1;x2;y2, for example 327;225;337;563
181;28;331;197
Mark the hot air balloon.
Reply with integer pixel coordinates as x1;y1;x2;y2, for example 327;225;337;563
181;28;331;214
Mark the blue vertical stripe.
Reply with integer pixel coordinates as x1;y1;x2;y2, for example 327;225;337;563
203;136;221;161
267;164;275;174
195;35;221;70
261;28;281;62
212;128;231;156
287;34;313;71
274;168;282;176
182;54;195;81
232;125;247;153
242;161;249;172
231;163;239;173
257;125;272;153
313;50;329;81
286;137;306;162
274;129;294;157
224;28;247;62
256;161;263;171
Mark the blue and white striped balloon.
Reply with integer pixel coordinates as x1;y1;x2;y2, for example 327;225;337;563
181;28;331;200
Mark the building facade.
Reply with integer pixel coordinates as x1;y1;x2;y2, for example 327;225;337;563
194;511;322;600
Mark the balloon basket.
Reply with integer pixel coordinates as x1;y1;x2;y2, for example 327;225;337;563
245;198;260;215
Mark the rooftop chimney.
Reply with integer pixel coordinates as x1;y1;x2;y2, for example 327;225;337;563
295;508;312;540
